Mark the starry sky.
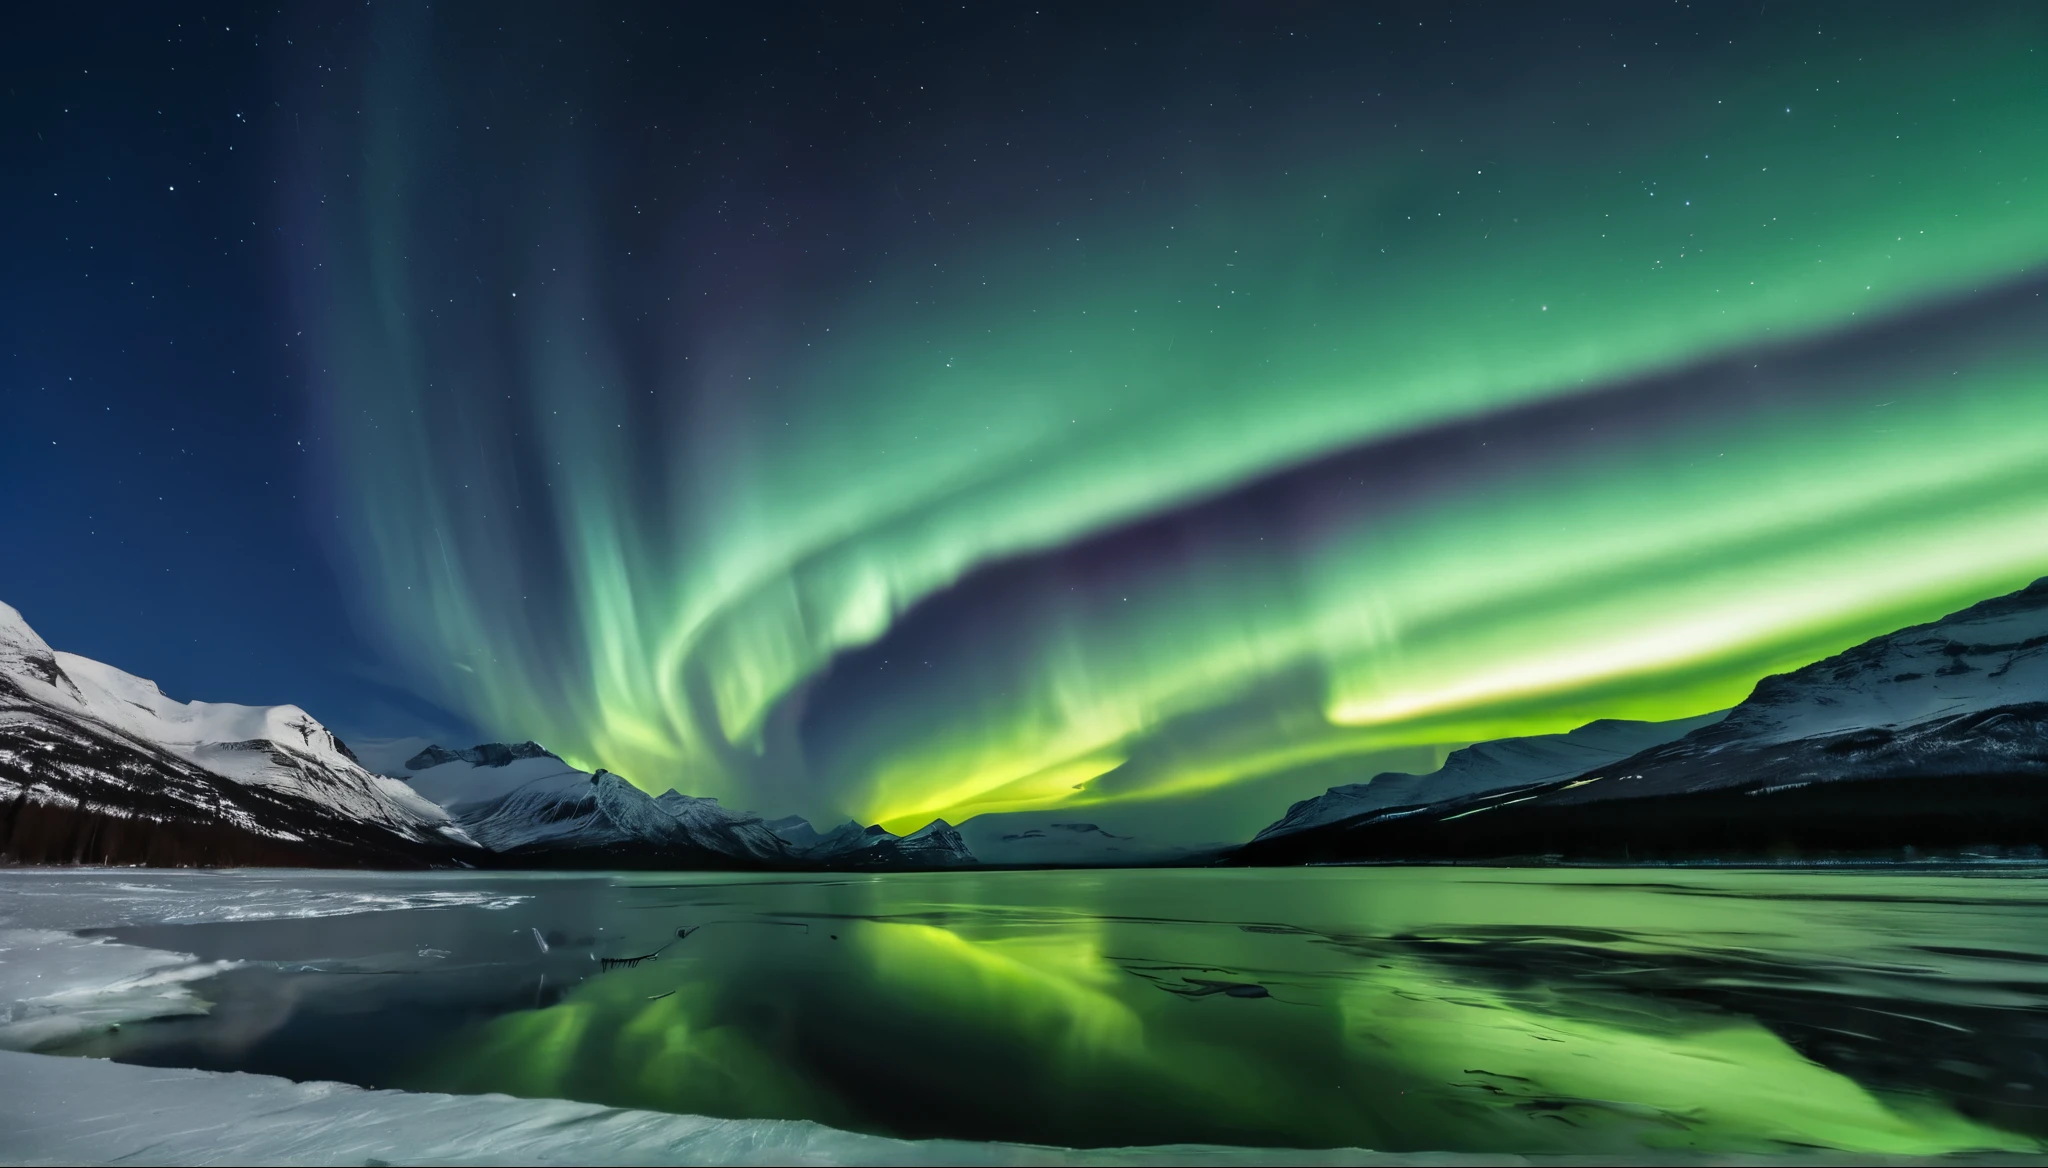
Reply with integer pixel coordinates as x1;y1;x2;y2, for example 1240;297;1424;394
5;3;2047;840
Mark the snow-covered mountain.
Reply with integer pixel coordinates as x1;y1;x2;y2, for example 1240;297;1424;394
1238;578;2048;864
1571;579;2048;794
21;573;2039;872
866;819;976;867
403;742;555;770
0;589;974;872
764;814;856;853
1253;711;1729;842
653;790;793;864
0;602;477;867
400;745;796;868
766;814;977;867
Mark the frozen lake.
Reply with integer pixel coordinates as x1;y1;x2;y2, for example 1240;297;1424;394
3;865;2047;1162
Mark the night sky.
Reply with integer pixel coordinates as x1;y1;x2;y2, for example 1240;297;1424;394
5;3;2046;840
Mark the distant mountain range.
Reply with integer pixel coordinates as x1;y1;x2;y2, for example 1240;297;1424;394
1238;578;2048;864
1253;710;1732;841
763;814;977;868
397;743;973;870
0;602;970;870
6;579;2044;870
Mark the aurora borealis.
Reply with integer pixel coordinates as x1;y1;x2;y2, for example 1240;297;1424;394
295;4;2048;836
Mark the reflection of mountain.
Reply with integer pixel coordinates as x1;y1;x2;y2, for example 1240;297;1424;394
1239;578;2048;864
0;602;477;867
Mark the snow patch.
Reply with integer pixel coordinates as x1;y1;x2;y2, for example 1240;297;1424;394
0;1049;1393;1166
0;928;230;1051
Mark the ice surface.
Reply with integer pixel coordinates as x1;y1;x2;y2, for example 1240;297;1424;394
0;929;229;1052
0;869;532;932
0;1049;1461;1167
0;869;531;1054
0;868;1410;1165
1;868;2032;1164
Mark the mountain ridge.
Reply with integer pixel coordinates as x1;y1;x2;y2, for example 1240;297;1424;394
10;576;2046;871
1235;577;2048;865
0;601;478;867
0;597;992;871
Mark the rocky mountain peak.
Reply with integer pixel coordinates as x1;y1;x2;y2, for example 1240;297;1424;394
404;741;558;771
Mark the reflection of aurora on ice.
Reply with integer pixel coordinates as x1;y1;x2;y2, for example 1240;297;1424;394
36;868;2040;1157
300;7;2048;835
424;875;2037;1154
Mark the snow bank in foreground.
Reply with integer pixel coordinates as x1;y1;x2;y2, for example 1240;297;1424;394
0;1050;1395;1168
0;1049;2000;1167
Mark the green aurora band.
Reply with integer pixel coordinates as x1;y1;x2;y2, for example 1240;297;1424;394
302;6;2048;834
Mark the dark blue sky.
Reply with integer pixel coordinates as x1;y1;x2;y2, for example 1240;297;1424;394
2;0;1563;748
8;0;2041;806
1;6;468;742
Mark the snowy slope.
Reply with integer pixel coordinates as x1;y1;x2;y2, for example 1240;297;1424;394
1539;577;2048;804
1254;710;1728;841
764;814;841;851
402;746;795;867
882;819;977;866
0;601;476;866
1236;578;2048;864
1722;579;2048;745
653;790;791;863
